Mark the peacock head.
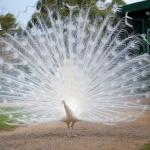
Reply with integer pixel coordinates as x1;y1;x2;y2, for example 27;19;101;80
62;100;65;104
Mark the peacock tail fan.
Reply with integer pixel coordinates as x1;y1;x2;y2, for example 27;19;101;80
0;7;150;125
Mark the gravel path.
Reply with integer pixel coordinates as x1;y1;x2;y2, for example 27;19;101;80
0;111;150;150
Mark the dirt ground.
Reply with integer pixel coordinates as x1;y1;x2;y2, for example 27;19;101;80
0;111;150;150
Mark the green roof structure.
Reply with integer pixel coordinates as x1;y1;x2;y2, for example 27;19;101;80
117;0;150;53
118;0;150;16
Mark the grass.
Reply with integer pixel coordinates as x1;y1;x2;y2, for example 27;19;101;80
0;114;17;131
141;144;150;150
0;106;25;131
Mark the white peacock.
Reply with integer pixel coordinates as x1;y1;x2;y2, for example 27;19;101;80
0;7;150;127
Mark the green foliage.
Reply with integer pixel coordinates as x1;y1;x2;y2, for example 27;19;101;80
0;114;16;130
0;107;25;131
0;107;18;130
15;26;24;37
27;0;126;28
141;144;150;150
0;13;17;36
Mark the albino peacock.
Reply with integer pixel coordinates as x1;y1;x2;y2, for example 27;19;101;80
0;7;150;129
62;100;79;129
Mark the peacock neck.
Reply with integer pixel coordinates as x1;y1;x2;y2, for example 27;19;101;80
63;101;74;118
